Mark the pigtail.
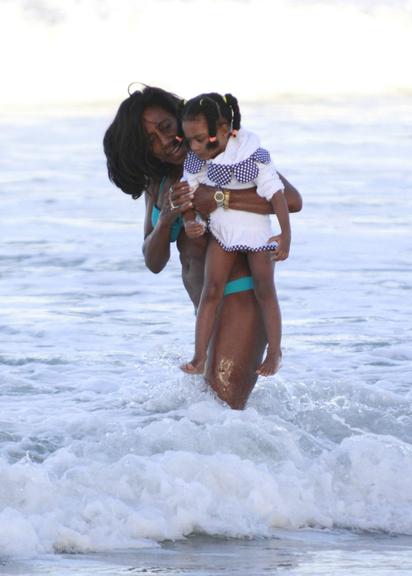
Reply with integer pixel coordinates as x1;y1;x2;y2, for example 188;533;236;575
199;97;220;142
224;93;241;136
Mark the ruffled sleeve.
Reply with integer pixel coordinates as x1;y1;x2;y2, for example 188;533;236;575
255;161;284;201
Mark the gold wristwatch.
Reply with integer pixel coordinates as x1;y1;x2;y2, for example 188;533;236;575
214;189;225;208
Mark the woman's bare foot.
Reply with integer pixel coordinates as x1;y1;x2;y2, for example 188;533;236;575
180;357;206;375
256;350;282;377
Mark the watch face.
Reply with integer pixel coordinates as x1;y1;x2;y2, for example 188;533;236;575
214;190;224;202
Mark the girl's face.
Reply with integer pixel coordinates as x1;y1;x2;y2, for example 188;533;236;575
182;115;230;160
142;105;186;165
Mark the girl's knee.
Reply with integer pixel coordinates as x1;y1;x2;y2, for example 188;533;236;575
253;281;275;303
203;280;225;302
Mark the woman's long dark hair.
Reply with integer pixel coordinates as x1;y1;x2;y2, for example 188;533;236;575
103;85;181;199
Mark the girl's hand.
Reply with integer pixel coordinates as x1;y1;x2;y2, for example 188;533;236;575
168;181;194;216
267;234;290;261
184;220;206;239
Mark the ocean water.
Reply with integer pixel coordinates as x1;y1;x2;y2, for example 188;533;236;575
0;95;412;575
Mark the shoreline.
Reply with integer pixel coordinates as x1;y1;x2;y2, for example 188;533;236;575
2;531;412;575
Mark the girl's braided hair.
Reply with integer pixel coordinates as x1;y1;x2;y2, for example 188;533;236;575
177;92;241;147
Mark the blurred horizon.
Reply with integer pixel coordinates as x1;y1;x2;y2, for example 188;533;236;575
1;0;412;115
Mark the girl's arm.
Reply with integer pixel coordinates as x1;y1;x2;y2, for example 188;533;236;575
142;188;174;273
182;206;206;239
180;173;206;239
271;191;291;261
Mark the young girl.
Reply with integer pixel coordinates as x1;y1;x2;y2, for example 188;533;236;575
179;93;291;377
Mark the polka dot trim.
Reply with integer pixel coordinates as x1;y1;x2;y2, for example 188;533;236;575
208;161;259;186
213;235;278;254
184;148;272;187
184;152;205;174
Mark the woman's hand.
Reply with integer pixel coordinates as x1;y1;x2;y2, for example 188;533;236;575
192;184;218;219
168;181;194;216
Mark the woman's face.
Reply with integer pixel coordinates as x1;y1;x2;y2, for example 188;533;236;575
142;105;186;165
182;114;230;161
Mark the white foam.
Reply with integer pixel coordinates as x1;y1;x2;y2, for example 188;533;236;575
1;393;412;555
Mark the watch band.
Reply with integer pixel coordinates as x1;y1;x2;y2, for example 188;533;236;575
223;189;230;210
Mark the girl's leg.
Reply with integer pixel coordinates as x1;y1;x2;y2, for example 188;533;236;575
181;238;237;374
247;252;282;376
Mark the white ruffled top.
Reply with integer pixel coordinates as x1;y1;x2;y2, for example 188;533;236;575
183;128;284;252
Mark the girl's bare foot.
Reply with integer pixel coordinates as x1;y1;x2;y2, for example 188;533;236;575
256;350;282;377
180;357;206;375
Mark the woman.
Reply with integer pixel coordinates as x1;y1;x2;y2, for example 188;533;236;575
103;85;302;409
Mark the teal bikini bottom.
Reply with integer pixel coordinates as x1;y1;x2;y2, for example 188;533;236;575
223;275;254;296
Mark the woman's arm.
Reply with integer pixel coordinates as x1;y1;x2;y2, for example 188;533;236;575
192;174;302;218
278;172;303;213
142;189;173;274
193;184;271;217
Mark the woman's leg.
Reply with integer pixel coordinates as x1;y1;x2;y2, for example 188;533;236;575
181;238;237;374
205;281;267;409
247;251;282;376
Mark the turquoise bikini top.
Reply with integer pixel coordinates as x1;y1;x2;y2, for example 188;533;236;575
151;177;183;243
151;205;183;243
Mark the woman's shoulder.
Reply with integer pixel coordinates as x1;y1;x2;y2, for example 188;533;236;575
146;176;167;204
